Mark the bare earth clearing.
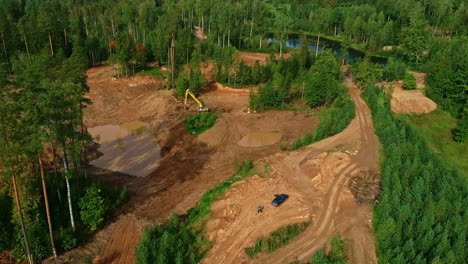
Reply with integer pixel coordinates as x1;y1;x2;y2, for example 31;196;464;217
239;52;292;65
382;72;437;114
203;78;379;264
45;60;319;263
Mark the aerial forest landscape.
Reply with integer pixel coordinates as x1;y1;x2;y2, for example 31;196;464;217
0;0;467;263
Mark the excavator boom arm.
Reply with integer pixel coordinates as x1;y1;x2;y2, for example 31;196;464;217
185;89;203;107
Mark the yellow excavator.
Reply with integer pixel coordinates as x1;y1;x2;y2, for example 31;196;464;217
184;89;209;112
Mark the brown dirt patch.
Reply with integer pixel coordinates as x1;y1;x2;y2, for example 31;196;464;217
239;52;292;66
380;72;437;114
84;65;171;128
238;131;282;147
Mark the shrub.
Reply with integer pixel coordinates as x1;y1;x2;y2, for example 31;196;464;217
245;221;311;257
453;115;467;143
59;228;78;251
184;113;218;135
175;73;189;99
309;235;347;264
79;184;106;231
116;186;129;206
402;73;417;90
383;59;407;81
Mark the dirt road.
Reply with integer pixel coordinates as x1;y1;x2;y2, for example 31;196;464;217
202;77;379;264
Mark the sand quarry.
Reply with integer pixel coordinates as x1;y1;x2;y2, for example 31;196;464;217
47;53;381;264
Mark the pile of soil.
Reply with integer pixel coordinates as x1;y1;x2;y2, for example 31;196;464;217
348;170;380;204
381;72;437;114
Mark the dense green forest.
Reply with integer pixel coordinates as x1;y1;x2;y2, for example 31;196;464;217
0;0;467;263
364;85;467;264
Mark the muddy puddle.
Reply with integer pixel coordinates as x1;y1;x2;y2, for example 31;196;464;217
88;121;161;177
238;131;282;147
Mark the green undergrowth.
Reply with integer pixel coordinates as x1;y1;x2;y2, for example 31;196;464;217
308;235;347;264
135;161;255;264
404;109;467;176
184;113;218;135
245;221;311;257
136;67;166;78
364;85;467;263
288;88;355;151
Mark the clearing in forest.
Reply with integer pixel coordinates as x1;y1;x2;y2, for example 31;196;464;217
49;56;320;263
202;78;379;264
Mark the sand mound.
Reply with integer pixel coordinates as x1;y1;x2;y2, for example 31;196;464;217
238;131;282;147
381;72;437;114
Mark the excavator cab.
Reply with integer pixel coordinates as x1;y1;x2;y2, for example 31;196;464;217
197;105;210;112
185;89;210;112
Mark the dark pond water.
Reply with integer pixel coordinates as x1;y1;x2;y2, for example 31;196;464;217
268;35;387;64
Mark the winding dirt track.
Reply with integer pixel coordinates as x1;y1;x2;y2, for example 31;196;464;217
202;77;379;264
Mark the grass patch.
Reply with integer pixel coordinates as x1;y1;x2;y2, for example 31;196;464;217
288;89;355;151
405;108;468;176
184;113;218;135
135;161;255;264
245;221;311;257
136;66;166;78
309;235;347;264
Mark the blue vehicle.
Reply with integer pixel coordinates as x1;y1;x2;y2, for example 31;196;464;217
271;194;289;207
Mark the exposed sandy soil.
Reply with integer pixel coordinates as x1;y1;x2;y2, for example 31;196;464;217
238;131;282;147
84;66;172;128
382;72;437;114
239;52;292;65
45;61;320;264
194;26;207;40
202;77;379;264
